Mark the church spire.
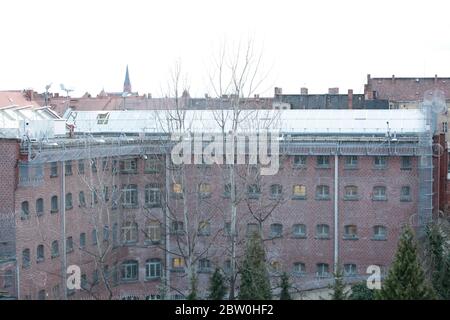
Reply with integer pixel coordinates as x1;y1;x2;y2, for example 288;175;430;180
123;65;132;93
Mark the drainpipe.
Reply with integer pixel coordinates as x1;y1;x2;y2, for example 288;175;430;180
164;154;171;299
60;161;67;300
16;259;20;299
334;154;339;272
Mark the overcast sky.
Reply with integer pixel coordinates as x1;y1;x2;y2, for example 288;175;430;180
1;0;450;97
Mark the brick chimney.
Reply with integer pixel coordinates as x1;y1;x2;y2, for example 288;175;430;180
328;87;339;94
300;87;308;95
347;89;353;109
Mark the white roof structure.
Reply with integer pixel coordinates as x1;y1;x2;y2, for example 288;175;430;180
0;105;66;139
66;109;427;136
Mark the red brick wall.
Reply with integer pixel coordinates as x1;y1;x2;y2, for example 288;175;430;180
13;153;420;299
0;139;19;298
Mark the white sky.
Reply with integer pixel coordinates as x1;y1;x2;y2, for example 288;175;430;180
1;0;450;97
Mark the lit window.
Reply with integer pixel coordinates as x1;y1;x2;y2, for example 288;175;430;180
292;185;306;199
172;183;182;194
172;257;184;269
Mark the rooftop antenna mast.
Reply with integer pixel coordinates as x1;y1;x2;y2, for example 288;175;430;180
60;83;74;111
44;83;52;106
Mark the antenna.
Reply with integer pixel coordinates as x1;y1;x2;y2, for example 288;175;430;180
60;83;74;98
44;83;52;106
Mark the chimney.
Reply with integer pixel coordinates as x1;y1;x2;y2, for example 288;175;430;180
300;87;308;95
55;93;59;98
254;94;260;98
347;89;353;109
367;74;371;82
328;87;339;94
274;87;282;96
435;74;438;85
392;74;395;83
147;93;152;99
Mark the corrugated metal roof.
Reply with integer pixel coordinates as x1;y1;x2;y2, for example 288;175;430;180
65;109;427;135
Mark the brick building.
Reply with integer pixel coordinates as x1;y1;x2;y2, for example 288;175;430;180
0;106;439;300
